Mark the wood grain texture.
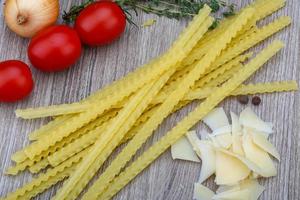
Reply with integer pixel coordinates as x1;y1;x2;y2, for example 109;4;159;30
0;0;299;199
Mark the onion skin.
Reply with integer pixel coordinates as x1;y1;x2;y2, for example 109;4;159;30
4;0;59;38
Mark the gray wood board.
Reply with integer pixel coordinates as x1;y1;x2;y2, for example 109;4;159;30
0;0;299;199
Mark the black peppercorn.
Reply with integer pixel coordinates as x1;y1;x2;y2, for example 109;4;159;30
252;96;261;106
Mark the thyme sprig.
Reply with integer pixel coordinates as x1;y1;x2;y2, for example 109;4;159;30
63;0;236;27
63;0;94;24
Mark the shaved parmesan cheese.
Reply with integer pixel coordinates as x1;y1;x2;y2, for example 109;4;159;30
203;107;229;131
239;179;265;200
213;188;251;200
251;131;280;160
208;135;222;148
215;150;250;185
193;183;215;200
171;136;200;162
215;134;232;149
231;134;244;155
239;107;273;134
216;185;239;194
187;108;279;200
230;112;242;135
245;127;269;138
211;125;232;136
186;131;202;158
231;112;243;155
216;179;264;200
242;134;277;177
217;148;264;179
198;141;216;183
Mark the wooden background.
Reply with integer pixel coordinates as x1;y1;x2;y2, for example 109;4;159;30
0;0;299;199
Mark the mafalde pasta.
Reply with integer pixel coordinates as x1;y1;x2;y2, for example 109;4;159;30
2;1;298;200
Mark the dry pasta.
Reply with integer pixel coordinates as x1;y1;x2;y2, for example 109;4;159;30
252;0;285;21
185;81;298;101
53;69;178;200
11;151;27;164
15;103;90;119
211;16;291;70
5;159;34;175
193;53;252;89
47;124;107;167
205;64;243;87
121;101;191;144
231;81;298;95
8;110;117;175
20;166;75;200
3;148;89;200
154;53;251;104
28;158;50;174
28;115;74;141
47;105;161;167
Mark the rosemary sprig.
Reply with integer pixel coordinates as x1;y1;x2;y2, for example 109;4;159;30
63;0;236;27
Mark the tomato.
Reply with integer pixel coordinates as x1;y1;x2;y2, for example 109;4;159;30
28;25;82;72
0;60;34;102
75;1;126;46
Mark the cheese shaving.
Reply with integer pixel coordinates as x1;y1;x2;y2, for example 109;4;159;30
186;131;202;158
203;107;230;131
240;107;273;133
213;188;251;200
171;136;200;162
251;131;280;160
242;133;277;177
215;150;250;185
193;183;215;200
197;141;216;183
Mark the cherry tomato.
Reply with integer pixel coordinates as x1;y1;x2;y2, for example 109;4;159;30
28;25;82;72
0;60;34;102
75;1;126;46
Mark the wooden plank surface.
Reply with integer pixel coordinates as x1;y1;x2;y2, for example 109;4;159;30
0;0;299;199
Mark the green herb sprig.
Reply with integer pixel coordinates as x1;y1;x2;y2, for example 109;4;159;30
63;0;236;28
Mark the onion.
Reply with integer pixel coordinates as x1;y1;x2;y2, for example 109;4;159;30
4;0;59;38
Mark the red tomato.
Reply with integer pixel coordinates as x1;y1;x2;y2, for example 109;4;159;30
0;60;34;102
28;25;82;72
75;1;126;46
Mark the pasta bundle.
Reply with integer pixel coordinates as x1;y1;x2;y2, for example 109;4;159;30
2;1;298;200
